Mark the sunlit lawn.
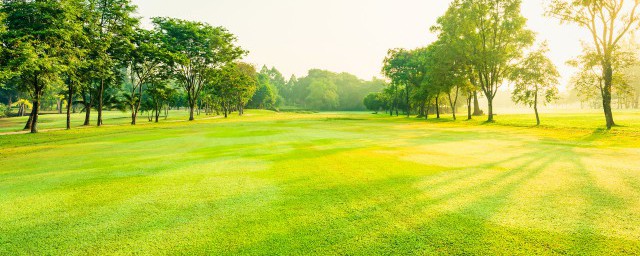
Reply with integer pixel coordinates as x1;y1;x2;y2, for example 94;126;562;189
1;110;639;254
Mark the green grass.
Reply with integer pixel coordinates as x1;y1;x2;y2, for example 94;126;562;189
1;110;640;255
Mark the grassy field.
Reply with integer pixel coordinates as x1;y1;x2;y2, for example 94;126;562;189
1;110;640;255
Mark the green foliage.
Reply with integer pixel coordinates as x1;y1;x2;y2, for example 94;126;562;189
0;0;85;132
434;0;535;120
211;62;258;115
510;43;560;108
248;72;278;110
305;79;339;110
153;17;245;120
363;92;384;113
290;69;384;111
547;0;640;128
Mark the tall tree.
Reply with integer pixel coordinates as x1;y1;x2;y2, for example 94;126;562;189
383;49;415;117
548;0;640;129
510;43;560;126
153;17;245;121
126;28;165;125
211;62;257;117
1;0;82;133
83;0;137;126
568;45;636;110
436;0;534;122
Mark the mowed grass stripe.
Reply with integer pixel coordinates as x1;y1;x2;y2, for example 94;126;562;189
0;110;639;255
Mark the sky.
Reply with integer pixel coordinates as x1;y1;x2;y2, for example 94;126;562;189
132;0;592;90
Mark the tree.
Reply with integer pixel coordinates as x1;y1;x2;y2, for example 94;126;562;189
548;0;640;129
363;92;384;114
436;0;534;122
283;75;297;106
248;73;278;110
83;0;138;126
125;28;165;125
424;40;469;121
233;63;258;115
510;43;560;126
305;79;339;110
568;45;636;110
383;49;415;117
154;17;245;121
211;62;257;117
145;80;175;122
1;0;83;133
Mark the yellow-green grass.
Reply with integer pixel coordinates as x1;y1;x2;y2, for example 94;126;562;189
1;110;639;255
0;110;201;133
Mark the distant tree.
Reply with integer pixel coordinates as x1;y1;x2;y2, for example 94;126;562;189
306;79;338;110
262;66;286;98
363;92;383;114
154;17;245;121
145;81;175;122
283;75;297;106
382;49;415;117
233;63;258;115
548;0;640;129
510;43;560;126
249;73;278;110
212;62;257;117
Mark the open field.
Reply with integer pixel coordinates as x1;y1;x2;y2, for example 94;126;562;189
1;110;640;255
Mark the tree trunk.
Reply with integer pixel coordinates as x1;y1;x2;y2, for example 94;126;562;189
84;106;91;126
448;88;459;121
30;86;42;134
82;91;91;126
473;92;482;116
189;102;195;121
487;98;494;122
467;94;472;120
31;99;40;133
602;60;615;129
97;79;104;126
418;99;425;118
425;100;430;120
534;90;540;126
24;107;35;130
406;86;410;117
435;97;440;119
67;84;73;130
394;85;399;116
155;102;160;123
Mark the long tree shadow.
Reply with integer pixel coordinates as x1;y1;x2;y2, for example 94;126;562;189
228;144;560;254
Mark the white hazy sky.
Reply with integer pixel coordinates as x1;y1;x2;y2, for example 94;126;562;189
133;0;591;89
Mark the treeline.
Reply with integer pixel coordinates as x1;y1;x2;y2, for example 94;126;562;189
248;67;386;111
0;0;258;133
365;0;640;129
0;0;384;133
